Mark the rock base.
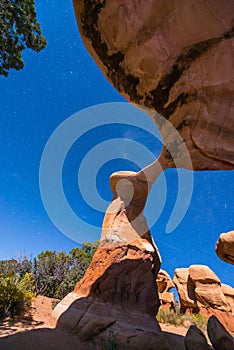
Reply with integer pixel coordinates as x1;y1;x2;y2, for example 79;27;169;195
53;238;172;349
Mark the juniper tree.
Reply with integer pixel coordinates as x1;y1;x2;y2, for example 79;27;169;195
0;0;46;76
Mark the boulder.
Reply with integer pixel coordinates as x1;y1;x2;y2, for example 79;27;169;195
174;265;231;312
156;270;175;308
53;239;172;349
173;268;197;313
207;315;234;350
184;326;210;350
221;284;234;313
216;231;234;265
73;0;234;171
101;171;154;243
173;265;234;333
189;265;230;311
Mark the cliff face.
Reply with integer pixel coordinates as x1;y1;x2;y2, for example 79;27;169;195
73;0;234;170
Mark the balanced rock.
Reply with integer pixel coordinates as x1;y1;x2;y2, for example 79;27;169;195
189;265;230;311
101;171;153;243
156;270;175;308
73;0;234;171
53;171;172;350
173;265;234;333
216;231;234;265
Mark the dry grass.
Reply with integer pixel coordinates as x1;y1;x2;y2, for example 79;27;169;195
156;308;208;331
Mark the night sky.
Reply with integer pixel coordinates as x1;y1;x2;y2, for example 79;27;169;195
0;0;233;288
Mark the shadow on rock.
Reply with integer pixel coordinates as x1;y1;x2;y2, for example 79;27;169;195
0;327;88;350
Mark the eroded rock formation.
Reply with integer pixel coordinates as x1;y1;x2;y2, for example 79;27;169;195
52;2;234;348
173;265;234;333
53;169;234;347
189;265;230;311
73;0;234;171
156;270;175;309
173;268;197;313
53;171;173;349
216;230;234;265
222;284;234;313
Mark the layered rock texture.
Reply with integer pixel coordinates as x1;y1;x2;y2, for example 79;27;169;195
52;2;234;348
52;171;234;348
53;239;169;349
53;171;173;349
222;284;234;312
173;265;234;333
156;269;175;309
216;230;234;264
174;268;197;313
73;0;234;171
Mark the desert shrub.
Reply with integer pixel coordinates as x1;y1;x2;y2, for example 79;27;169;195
156;308;208;331
157;308;184;326
0;272;35;319
186;313;208;330
0;259;18;276
0;240;100;302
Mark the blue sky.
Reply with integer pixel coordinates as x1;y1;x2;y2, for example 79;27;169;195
0;0;233;287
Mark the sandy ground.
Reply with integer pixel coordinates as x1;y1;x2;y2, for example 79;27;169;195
0;296;90;350
0;296;193;350
0;296;57;338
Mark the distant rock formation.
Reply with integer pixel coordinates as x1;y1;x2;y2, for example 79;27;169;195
173;264;234;333
73;0;234;171
216;231;234;265
173;268;197;313
189;265;230;311
222;283;234;313
156;269;175;309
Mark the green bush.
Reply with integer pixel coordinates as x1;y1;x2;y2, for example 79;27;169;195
0;241;100;305
156;308;208;331
186;313;208;330
0;272;35;319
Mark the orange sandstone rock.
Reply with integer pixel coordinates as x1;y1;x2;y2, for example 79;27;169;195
216;231;234;265
156;270;175;308
189;265;230;312
173;265;234;333
53;171;172;349
73;0;234;171
222;284;234;314
173;268;197;313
